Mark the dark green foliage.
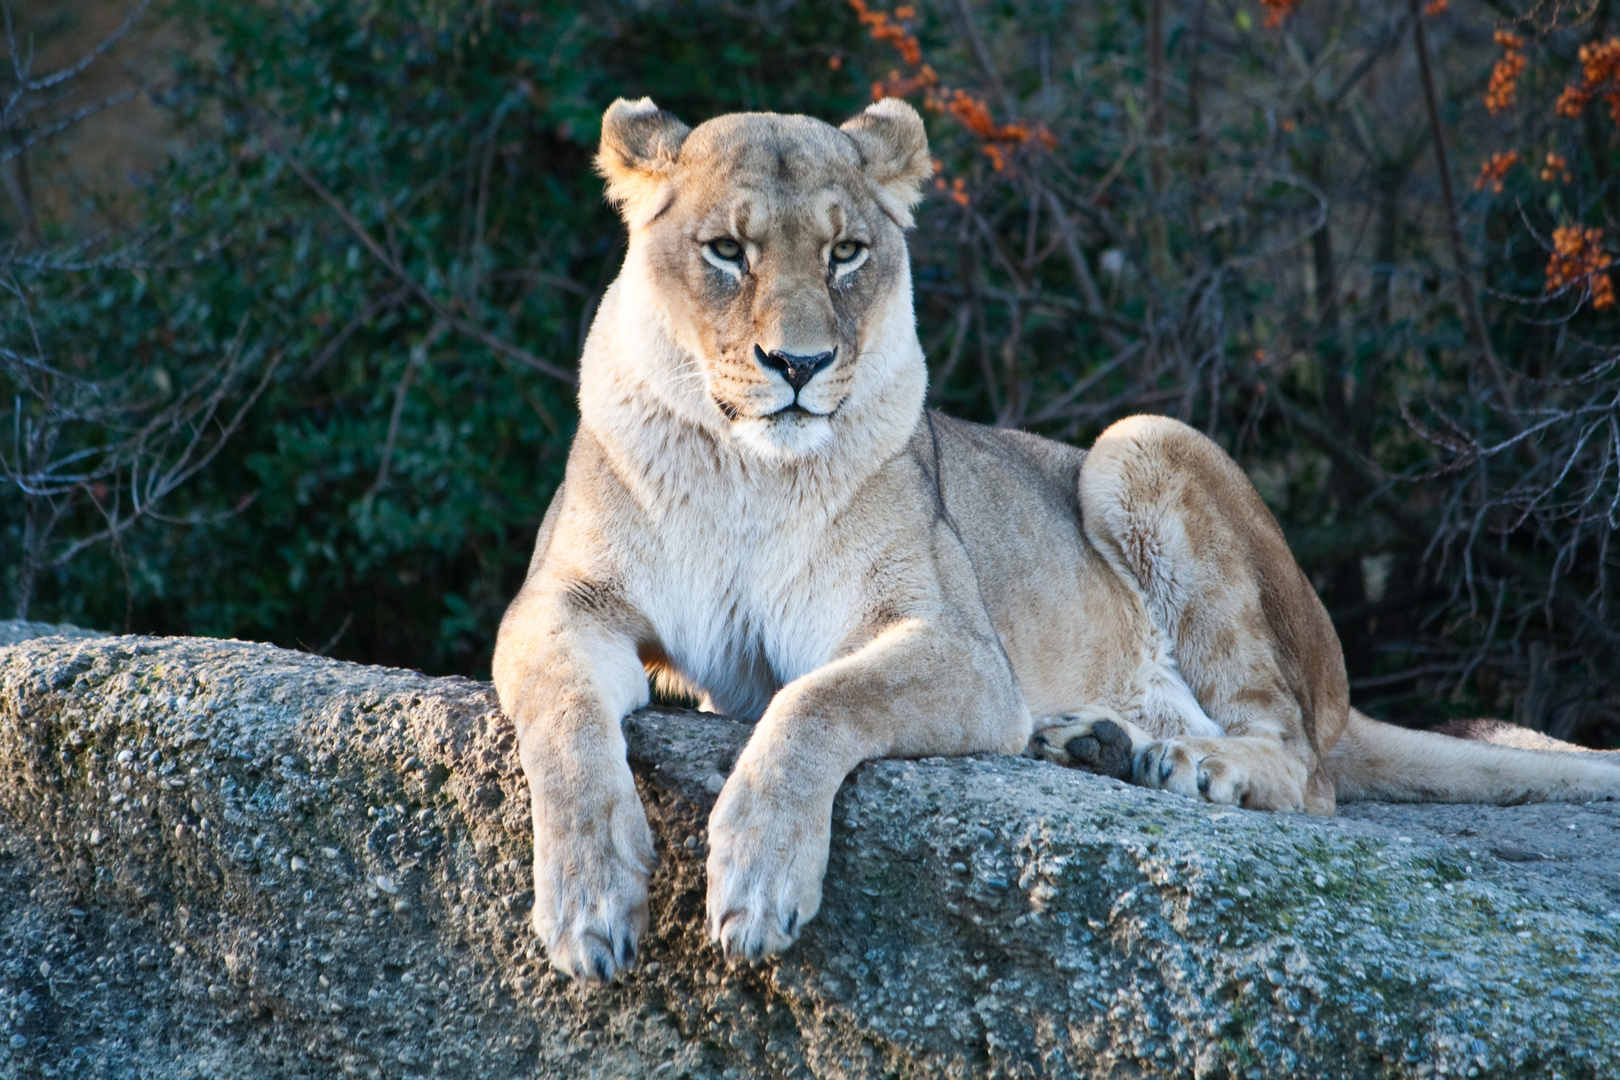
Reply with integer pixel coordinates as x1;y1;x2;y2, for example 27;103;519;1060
3;0;1619;743
3;0;868;673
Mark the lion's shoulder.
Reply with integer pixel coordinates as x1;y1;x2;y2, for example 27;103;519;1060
924;411;1086;503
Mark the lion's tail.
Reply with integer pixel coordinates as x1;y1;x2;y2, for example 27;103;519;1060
1326;708;1620;804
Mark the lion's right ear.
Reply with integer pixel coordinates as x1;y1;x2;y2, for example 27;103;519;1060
597;97;691;228
840;98;932;228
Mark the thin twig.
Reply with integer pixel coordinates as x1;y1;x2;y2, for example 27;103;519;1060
368;319;448;495
947;0;1017;118
16;0;151;94
1406;0;1517;420
314;612;354;657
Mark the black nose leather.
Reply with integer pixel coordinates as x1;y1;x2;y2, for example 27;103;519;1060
754;345;835;393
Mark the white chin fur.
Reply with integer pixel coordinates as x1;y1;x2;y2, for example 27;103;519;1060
733;412;834;460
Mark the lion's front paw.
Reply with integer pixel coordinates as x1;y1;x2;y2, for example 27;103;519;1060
531;787;655;985
1028;707;1137;780
704;771;830;963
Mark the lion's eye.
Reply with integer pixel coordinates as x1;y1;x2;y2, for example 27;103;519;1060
709;238;743;261
831;240;863;263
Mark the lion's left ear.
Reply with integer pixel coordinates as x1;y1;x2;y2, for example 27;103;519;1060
840;98;932;228
597;97;691;229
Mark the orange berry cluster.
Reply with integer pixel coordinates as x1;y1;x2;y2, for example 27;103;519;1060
1260;0;1299;30
1556;37;1620;123
926;158;969;205
1546;225;1615;311
1485;31;1528;115
1422;0;1448;15
937;176;969;206
940;89;1053;156
849;0;922;66
1473;150;1519;193
873;64;941;102
1541;152;1571;183
849;0;1056;191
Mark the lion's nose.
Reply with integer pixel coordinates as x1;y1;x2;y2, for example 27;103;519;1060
754;345;835;393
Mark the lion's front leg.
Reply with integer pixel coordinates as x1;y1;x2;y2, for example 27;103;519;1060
493;585;654;984
705;618;1029;962
705;753;836;960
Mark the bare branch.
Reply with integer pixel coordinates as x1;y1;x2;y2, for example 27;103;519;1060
18;0;152;94
368;319;448;496
1406;0;1516;420
270;135;578;386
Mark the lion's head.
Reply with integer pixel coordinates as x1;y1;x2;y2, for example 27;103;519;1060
595;97;933;460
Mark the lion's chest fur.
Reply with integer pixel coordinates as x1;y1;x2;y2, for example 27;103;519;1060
609;431;909;720
640;502;861;718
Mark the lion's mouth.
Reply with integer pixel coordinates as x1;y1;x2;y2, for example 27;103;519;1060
769;402;831;419
711;399;835;422
724;397;842;459
710;396;840;427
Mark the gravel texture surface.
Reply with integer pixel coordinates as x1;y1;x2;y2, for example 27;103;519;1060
1;627;1618;1078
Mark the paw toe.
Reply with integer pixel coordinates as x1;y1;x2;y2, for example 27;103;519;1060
1197;757;1249;806
546;928;629;986
533;866;649;985
1135;740;1204;798
710;905;799;963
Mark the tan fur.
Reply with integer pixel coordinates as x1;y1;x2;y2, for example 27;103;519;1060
493;99;1620;984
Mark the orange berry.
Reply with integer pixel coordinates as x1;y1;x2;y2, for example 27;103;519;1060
1473;150;1518;194
1260;0;1298;30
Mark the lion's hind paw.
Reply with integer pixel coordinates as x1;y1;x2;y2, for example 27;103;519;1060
1029;707;1136;781
1135;738;1245;804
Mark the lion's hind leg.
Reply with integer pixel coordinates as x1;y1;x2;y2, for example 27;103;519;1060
1030;712;1311;811
1076;414;1345;815
1131;735;1310;811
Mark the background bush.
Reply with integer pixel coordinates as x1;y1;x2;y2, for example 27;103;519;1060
3;0;1618;744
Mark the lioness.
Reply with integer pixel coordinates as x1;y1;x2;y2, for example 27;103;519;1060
493;97;1620;983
